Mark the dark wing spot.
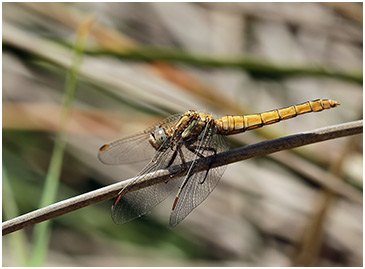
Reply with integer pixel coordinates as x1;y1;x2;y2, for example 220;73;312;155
99;144;109;151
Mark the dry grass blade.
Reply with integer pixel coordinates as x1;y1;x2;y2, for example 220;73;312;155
86;47;362;84
2;120;362;236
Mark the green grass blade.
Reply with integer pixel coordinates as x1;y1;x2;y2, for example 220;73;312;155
3;165;29;266
27;16;94;266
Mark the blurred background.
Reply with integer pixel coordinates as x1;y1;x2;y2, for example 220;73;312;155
2;2;363;266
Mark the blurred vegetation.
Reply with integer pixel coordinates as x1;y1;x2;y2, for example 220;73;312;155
83;46;363;83
3;2;363;266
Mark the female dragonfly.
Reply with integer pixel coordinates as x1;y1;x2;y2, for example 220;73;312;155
98;99;339;228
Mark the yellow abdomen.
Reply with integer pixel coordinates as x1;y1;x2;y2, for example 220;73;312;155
215;99;340;135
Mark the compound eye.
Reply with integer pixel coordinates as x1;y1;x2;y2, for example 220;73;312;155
155;128;167;145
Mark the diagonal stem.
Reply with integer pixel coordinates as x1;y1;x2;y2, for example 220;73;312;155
2;120;363;236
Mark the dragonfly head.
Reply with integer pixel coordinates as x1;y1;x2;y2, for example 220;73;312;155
149;126;171;151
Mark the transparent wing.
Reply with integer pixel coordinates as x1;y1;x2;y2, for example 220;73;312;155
98;113;182;165
169;132;229;228
111;140;185;224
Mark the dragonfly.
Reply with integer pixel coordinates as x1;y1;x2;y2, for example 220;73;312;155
98;99;339;228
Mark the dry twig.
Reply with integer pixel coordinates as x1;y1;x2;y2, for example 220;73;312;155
2;120;362;236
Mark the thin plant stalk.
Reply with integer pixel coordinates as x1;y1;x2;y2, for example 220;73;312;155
27;16;94;266
3;166;28;266
2;120;362;236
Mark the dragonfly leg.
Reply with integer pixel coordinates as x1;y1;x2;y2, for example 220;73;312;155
167;148;178;167
166;145;188;180
185;144;217;184
199;153;216;184
178;146;187;168
164;148;179;182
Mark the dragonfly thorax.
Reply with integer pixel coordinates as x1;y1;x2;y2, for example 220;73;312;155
172;111;216;143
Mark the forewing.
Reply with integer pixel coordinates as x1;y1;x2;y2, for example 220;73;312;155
111;143;184;224
98;113;182;165
169;133;229;228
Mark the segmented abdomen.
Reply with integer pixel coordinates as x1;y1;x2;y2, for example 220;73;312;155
216;99;340;135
